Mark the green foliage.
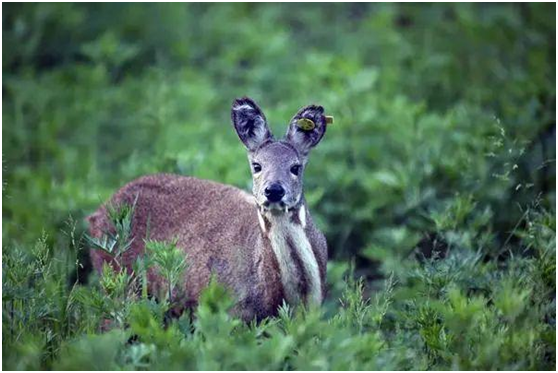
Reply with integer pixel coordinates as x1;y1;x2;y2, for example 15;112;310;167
2;3;555;370
145;239;188;303
85;197;137;261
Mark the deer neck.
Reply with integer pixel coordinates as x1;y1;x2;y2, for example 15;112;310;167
257;202;322;306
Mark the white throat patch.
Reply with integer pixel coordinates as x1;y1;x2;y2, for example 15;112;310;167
260;210;321;306
258;211;267;233
298;207;307;228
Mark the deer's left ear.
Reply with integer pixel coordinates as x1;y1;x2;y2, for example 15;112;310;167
231;97;273;151
285;105;327;157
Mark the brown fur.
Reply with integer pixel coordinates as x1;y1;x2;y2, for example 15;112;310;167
88;173;327;321
89;97;330;321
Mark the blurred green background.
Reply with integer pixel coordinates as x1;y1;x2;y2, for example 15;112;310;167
2;3;556;370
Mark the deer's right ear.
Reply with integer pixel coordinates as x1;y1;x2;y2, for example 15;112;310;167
231;97;273;151
285;104;327;158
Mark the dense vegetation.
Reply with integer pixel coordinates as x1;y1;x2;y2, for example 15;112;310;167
2;3;556;370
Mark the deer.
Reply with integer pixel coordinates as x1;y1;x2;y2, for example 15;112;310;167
87;97;331;321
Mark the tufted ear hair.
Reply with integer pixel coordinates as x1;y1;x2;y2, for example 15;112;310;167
231;97;273;151
284;104;327;158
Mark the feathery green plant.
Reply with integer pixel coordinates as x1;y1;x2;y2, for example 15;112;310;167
145;239;188;304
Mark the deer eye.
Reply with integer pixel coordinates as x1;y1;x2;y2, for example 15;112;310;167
252;163;262;173
290;164;301;176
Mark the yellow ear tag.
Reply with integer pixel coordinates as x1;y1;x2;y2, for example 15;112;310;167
325;115;334;125
296;118;316;131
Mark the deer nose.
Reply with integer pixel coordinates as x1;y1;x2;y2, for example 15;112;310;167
264;184;285;203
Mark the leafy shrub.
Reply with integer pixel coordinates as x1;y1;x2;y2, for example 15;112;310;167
2;3;555;370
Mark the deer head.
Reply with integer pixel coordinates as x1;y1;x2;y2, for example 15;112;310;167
231;97;328;214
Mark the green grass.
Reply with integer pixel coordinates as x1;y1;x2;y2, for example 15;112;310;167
2;3;556;370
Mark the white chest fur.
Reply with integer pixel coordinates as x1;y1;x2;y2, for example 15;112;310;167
261;209;322;306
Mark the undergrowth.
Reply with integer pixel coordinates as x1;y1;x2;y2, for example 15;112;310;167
2;3;556;370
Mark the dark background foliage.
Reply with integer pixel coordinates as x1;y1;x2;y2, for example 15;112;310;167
2;3;556;370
